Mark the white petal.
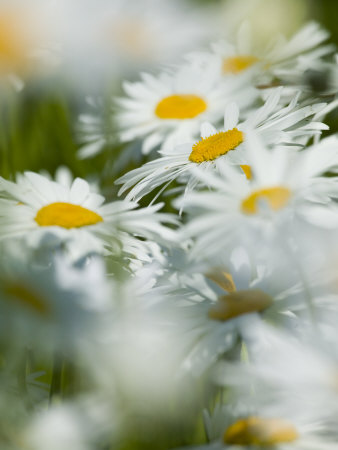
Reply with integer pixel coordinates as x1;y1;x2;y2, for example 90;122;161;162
70;178;90;204
237;21;252;54
201;122;217;139
224;103;239;131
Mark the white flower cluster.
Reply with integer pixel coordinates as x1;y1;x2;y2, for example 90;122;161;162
3;2;338;450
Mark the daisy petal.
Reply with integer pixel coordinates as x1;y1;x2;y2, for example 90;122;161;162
201;122;217;139
224;103;239;131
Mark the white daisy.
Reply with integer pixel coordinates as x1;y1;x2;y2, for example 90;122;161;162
25;397;118;450
0;0;59;89
214;323;338;424
176;133;338;261
116;88;329;202
275;54;338;99
0;249;111;357
116;60;258;155
183;402;338;450
0;171;177;258
188;21;334;87
77;96;117;160
153;245;316;377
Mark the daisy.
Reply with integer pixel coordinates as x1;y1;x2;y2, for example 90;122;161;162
0;247;111;357
275;54;338;99
116;88;329;202
77;96;117;160
116;60;258;155
183;401;338;450
0;0;59;89
214;322;338;423
0;171;177;259
176;133;338;261
56;0;222;87
153;245;317;377
25;397;117;450
188;21;334;87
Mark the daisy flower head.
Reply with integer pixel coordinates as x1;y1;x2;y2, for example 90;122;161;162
274;53;338;101
159;246;314;377
77;97;144;175
0;171;178;260
116;60;259;155
187;399;338;450
0;0;59;89
25;397;118;450
77;96;117;160
214;322;338;425
177;132;338;261
189;21;334;88
0;247;111;358
116;88;330;203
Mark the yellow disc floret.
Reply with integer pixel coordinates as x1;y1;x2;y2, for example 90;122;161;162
223;56;259;74
241;187;291;215
208;289;273;321
35;202;103;229
224;417;299;446
155;95;207;119
189;129;244;163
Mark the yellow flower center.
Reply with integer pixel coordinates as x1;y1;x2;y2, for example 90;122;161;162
223;56;259;74
0;8;35;72
3;282;49;316
240;164;252;180
155;95;207;119
35;202;103;229
224;417;299;446
208;289;273;321
189;129;244;163
241;187;291;215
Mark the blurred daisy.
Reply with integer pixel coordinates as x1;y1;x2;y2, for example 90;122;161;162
189;21;334;87
77;97;117;160
25;397;117;450
0;249;111;357
162;248;315;376
56;0;222;88
0;0;59;89
116;89;329;202
0;172;177;257
214;323;338;423
116;61;258;155
177;133;338;260
276;54;338;98
185;401;338;450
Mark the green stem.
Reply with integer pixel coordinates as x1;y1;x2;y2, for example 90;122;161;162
49;353;64;405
